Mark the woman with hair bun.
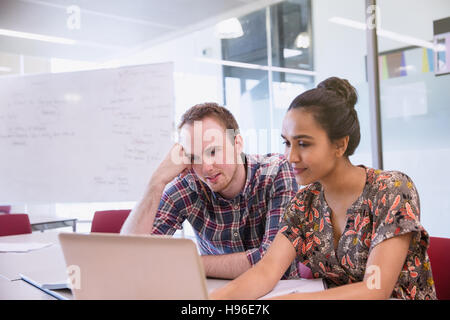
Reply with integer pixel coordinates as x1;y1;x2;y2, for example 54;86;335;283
210;77;436;300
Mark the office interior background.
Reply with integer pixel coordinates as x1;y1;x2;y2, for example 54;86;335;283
0;0;449;239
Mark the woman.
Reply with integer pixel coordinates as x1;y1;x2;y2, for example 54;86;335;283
210;77;436;300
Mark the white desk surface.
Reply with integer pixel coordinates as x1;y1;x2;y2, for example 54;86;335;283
0;230;59;244
0;231;66;281
0;277;56;300
0;232;323;300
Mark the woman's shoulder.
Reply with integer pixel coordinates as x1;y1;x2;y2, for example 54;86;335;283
365;167;417;192
363;167;420;220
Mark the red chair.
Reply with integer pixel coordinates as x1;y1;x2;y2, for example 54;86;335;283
0;214;32;236
0;205;11;214
428;236;450;300
90;210;131;233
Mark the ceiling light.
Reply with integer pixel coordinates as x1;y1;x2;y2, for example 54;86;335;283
0;66;12;72
214;18;244;39
0;28;76;45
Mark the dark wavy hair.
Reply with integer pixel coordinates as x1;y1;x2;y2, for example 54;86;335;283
288;77;361;156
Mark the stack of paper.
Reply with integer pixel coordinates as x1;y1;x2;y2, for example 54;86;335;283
260;278;325;299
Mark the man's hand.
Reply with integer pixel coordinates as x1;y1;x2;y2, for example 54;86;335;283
150;143;192;187
121;143;191;235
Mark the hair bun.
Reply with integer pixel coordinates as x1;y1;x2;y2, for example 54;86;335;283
317;77;358;109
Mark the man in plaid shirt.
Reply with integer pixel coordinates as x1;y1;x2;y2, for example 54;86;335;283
121;103;298;279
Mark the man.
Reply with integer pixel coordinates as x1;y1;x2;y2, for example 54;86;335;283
121;103;298;279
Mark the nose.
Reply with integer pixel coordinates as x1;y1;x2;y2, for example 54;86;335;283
201;157;216;175
286;146;300;164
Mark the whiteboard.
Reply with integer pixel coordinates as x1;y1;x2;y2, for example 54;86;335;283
0;63;174;203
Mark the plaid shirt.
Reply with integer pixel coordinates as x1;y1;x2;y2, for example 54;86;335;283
152;153;299;278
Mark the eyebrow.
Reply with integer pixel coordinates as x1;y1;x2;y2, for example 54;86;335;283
281;134;314;140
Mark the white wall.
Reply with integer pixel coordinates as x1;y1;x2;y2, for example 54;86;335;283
120;26;224;125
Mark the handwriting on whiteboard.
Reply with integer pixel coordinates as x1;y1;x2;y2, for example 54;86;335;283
0;63;174;202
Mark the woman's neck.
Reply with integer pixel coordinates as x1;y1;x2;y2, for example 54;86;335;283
320;159;366;199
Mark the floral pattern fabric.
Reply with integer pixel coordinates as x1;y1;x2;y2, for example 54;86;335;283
280;166;436;300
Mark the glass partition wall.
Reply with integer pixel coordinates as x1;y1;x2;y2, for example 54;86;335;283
377;0;450;237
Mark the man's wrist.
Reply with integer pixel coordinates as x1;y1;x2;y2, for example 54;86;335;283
147;179;167;194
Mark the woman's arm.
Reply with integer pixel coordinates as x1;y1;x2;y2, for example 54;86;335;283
209;232;297;300
270;232;413;300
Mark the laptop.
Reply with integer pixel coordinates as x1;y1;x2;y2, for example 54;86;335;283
58;232;209;300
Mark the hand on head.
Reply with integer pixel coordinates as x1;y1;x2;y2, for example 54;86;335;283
151;143;192;187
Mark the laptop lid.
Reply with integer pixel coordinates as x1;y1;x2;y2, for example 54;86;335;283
58;232;208;300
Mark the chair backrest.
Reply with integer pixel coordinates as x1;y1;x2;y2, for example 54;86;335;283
0;214;32;236
428;236;450;300
0;205;11;214
90;210;131;233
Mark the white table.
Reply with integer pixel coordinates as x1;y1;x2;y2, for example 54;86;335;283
0;231;66;281
0;231;324;300
0;276;56;300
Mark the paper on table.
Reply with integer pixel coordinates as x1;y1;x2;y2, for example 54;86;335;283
259;279;325;299
0;242;53;253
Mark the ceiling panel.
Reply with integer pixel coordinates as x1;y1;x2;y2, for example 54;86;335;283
0;0;276;61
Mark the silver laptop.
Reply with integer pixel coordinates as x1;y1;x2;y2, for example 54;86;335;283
58;232;209;300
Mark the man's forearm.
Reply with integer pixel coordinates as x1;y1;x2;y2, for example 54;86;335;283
120;183;165;235
202;252;252;279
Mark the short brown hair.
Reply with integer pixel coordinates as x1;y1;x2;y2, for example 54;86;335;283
178;103;240;141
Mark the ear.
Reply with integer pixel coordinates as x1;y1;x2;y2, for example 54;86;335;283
334;136;349;157
234;134;245;163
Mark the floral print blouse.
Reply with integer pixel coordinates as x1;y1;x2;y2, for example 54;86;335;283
280;166;436;300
